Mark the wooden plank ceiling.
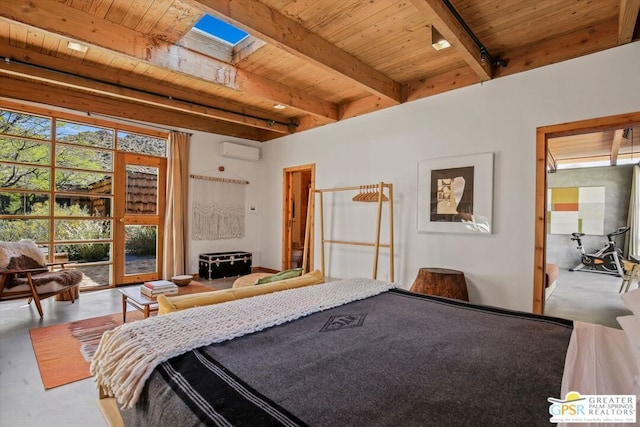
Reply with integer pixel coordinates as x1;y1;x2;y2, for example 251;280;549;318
548;125;640;170
0;0;638;145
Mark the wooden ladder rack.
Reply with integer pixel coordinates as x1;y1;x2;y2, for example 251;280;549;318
303;182;394;282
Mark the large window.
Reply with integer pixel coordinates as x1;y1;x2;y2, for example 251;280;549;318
0;102;167;288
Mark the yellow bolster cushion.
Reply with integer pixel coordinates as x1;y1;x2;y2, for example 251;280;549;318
157;269;324;315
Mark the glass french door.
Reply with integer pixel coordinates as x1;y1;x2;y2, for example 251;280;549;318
114;153;166;285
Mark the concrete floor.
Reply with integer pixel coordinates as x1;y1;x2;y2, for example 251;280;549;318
0;278;232;427
0;273;633;426
544;267;634;328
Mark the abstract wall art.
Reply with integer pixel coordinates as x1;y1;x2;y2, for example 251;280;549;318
417;152;493;234
547;186;605;235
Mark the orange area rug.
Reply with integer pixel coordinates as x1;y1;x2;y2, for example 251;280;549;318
29;311;145;389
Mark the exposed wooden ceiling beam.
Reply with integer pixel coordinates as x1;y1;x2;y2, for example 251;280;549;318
547;149;558;172
619;0;640;44
611;129;624;165
0;43;291;128
409;0;492;81
234;70;337;121
406;67;480;102
0;59;293;134
187;0;403;104
406;20;617;102
339;96;398;121
0;75;280;141
494;19;618;78
0;1;338;121
0;2;223;78
294;115;336;133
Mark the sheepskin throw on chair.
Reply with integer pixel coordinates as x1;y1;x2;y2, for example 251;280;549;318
191;176;246;240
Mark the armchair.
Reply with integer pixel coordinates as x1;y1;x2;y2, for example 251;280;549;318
0;240;83;317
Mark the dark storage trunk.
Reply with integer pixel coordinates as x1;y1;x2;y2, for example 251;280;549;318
198;251;252;280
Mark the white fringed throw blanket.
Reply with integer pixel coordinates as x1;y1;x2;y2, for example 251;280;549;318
90;278;395;409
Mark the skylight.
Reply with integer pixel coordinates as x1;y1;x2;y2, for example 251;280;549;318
194;15;248;46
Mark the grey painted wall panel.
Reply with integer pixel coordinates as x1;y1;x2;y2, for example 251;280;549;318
546;165;633;269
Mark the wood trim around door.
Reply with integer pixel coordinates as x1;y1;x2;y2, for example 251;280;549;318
533;111;640;314
282;164;315;272
114;153;167;285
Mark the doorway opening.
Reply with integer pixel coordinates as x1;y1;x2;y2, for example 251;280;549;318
282;164;315;272
533;111;640;315
113;153;166;286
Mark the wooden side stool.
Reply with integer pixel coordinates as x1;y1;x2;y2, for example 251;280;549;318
410;267;469;301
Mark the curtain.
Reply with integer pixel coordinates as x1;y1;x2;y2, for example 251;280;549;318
163;131;190;279
626;164;640;257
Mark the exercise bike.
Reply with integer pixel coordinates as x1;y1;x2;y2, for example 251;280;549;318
569;226;629;277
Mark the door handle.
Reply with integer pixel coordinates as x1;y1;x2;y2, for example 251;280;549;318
119;218;125;223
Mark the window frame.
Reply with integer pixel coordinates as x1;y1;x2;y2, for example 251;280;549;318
0;100;168;287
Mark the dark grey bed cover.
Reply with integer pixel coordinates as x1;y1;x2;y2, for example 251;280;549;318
122;289;573;427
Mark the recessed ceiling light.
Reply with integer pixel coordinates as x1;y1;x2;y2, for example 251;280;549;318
273;103;287;110
432;39;451;51
67;41;88;53
431;27;451;51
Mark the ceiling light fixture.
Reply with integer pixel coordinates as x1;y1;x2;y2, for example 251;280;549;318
67;41;88;53
272;103;287;110
431;27;451;51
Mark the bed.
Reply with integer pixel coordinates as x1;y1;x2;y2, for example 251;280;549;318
91;278;640;426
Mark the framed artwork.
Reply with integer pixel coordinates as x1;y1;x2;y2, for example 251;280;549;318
417;152;494;234
547;186;605;235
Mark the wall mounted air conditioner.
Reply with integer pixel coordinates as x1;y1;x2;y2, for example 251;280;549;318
220;142;260;161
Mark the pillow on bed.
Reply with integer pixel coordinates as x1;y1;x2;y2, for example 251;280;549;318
255;268;303;285
621;288;640;316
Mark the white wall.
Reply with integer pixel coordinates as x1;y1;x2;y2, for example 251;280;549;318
258;42;640;312
187;133;264;274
